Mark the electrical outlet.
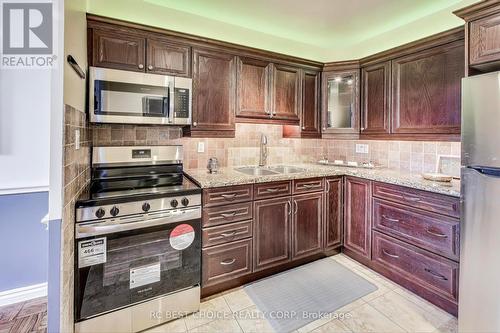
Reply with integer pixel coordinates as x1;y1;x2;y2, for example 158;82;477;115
355;144;369;154
197;142;205;153
75;129;80;150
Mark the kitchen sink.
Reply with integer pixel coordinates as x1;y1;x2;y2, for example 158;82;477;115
235;165;306;176
235;167;280;176
268;166;306;174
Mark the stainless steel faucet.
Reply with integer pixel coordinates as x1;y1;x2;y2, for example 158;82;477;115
259;133;268;167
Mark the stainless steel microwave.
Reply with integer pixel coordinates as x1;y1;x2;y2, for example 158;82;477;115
89;67;192;125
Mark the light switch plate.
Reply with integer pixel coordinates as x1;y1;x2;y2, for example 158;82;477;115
75;129;80;150
197;142;205;153
355;144;369;154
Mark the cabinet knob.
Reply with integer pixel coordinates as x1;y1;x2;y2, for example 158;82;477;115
301;126;306;130
138;64;144;69
322;127;326;131
148;65;153;70
193;122;197;127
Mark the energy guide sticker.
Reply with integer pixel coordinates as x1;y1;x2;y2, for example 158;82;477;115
78;237;107;268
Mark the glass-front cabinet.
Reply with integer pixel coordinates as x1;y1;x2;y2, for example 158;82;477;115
322;69;360;138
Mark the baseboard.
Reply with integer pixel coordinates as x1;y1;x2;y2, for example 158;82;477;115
0;283;48;306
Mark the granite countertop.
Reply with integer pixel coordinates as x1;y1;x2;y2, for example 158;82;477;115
184;163;461;197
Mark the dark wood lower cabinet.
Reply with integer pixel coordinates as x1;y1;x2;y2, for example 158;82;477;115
344;177;372;260
292;192;323;259
200;178;460;316
253;197;292;271
324;177;343;250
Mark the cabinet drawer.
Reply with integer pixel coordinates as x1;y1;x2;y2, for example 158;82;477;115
202;220;252;248
203;185;253;207
373;199;459;260
372;231;459;302
202;239;252;287
372;182;460;218
202;202;253;227
254;181;292;200
293;178;324;194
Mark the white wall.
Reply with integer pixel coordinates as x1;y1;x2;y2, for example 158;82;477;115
0;69;51;193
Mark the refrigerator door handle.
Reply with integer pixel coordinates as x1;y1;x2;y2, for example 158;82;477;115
469;166;500;178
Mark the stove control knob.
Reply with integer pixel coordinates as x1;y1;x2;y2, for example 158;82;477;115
110;206;119;217
142;202;151;212
181;197;189;206
170;199;179;208
95;208;105;219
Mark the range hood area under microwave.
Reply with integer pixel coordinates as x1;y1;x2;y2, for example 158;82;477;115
89;66;192;126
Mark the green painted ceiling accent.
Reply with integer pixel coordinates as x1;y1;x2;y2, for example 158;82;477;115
86;0;480;62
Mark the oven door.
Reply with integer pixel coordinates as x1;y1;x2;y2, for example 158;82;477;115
74;212;201;322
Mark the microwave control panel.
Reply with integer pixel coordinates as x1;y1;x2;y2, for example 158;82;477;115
174;88;190;119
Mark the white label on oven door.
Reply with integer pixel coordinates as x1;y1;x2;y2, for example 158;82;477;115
130;263;161;289
170;224;195;250
78;238;107;268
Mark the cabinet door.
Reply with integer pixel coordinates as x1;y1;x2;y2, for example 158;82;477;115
344;177;371;259
292;192;323;259
361;61;391;135
324;177;343;250
236;57;271;120
192;48;236;134
146;38;191;77
470;14;500;66
253;197;292;271
322;70;360;138
391;41;464;135
92;29;146;72
271;64;300;123
301;70;321;137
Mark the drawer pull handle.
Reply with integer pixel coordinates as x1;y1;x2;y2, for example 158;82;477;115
403;196;421;202
220;231;236;238
220;194;237;200
286;201;292;215
220;258;236;266
265;188;280;193
220;212;237;218
382;215;400;223
298;184;320;190
294;201;298;215
424;268;448;281
382;249;399;259
426;228;447;238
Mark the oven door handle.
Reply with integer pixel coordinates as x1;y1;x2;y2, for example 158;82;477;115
76;207;201;238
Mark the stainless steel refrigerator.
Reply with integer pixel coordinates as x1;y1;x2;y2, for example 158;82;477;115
459;71;500;332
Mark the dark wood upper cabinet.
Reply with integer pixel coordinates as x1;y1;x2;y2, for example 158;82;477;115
292;192;323;260
190;48;236;137
344;177;371;260
455;1;500;73
300;70;321;137
321;67;360;139
271;64;301;123
361;61;391;136
146;38;191;77
92;29;146;72
324;177;343;250
235;57;271;120
253;197;292;271
391;41;464;135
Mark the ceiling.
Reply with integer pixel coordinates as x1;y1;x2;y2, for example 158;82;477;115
86;0;479;62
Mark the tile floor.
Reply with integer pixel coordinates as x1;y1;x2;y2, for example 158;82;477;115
0;254;458;333
145;254;457;333
0;297;47;333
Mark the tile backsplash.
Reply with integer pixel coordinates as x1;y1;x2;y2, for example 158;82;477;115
91;123;460;173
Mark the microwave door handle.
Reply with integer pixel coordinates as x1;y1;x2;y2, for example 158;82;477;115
169;79;175;124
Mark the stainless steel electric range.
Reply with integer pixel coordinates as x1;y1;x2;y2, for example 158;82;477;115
74;146;201;333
